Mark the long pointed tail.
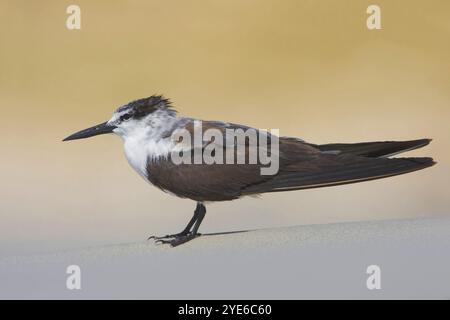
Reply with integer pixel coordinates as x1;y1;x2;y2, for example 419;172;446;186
310;138;431;158
243;156;435;194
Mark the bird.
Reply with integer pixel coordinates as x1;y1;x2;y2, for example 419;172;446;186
63;95;435;247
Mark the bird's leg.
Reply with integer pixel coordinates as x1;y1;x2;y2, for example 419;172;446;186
155;202;207;247
148;202;204;241
148;210;198;240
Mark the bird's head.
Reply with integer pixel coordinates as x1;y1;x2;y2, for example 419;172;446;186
63;95;176;141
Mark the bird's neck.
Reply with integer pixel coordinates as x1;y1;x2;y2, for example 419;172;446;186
121;111;179;178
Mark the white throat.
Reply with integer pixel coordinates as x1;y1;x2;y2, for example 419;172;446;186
115;110;178;178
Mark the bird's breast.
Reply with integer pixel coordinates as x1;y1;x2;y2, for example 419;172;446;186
123;136;173;180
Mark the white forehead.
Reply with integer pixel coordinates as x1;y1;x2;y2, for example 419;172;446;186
107;105;131;124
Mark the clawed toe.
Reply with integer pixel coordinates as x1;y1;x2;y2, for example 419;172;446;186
151;233;201;247
147;235;169;241
154;239;172;245
147;202;206;247
147;233;182;241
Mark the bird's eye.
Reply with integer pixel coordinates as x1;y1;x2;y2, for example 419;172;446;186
120;113;132;121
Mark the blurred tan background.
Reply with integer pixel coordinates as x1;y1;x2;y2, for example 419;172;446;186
0;0;449;256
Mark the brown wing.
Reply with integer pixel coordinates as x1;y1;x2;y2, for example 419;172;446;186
146;120;434;201
147;161;264;201
147;120;295;201
145;120;326;201
241;138;434;194
307;138;431;158
241;154;434;195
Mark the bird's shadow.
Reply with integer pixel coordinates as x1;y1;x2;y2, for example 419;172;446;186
201;229;252;237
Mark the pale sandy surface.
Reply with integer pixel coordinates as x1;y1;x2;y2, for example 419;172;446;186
1;218;449;299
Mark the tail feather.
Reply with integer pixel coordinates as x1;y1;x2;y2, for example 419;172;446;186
243;156;435;194
311;138;431;158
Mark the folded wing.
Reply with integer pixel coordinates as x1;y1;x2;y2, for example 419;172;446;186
148;118;435;201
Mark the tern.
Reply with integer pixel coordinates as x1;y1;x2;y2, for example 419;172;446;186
63;95;435;246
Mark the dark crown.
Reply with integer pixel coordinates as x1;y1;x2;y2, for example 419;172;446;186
118;95;176;119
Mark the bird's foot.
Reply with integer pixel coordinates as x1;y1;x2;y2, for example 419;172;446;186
153;232;201;247
147;231;188;241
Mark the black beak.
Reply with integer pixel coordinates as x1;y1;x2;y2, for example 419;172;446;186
63;122;116;141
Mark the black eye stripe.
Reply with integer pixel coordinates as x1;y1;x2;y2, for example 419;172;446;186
120;113;132;121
